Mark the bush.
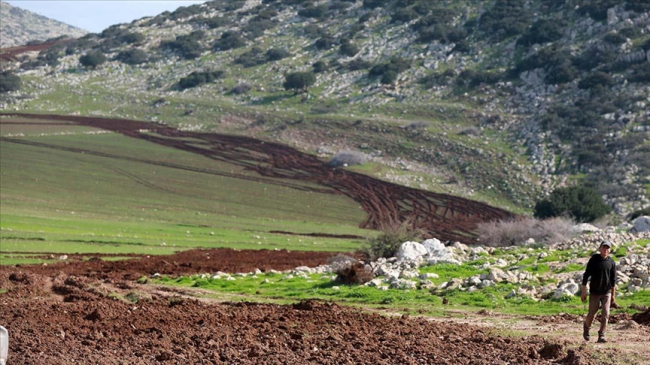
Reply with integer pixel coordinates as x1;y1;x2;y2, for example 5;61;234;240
327;151;368;167
477;217;578;247
230;83;252;95
346;58;372;71
283;71;316;92
517;19;565;47
160;31;205;59
381;70;398;84
573;47;617;71
265;48;291;61
178;70;224;90
79;50;107;69
303;24;327;38
339;41;359;57
534;186;612;222
312;60;329;73
329;254;373;285
121;32;145;44
243;19;278;39
603;32;627;45
198;16;230;29
627;63;650;83
0;71;22;93
478;0;531;40
116;49;148;65
578;71;614;89
315;36;337;50
213;32;246;51
234;47;265;67
362;220;424;260
369;57;410;78
298;5;328;19
362;0;389;9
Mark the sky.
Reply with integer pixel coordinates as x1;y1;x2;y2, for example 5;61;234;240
5;0;207;33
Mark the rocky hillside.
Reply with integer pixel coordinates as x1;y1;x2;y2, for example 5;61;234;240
2;0;649;217
0;1;87;48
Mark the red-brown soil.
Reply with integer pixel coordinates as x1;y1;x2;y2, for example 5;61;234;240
0;113;514;243
1;250;596;364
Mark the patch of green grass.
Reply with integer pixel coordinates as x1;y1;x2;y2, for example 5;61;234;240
1;122;372;263
636;239;650;248
554;263;583;273
0;288;7;295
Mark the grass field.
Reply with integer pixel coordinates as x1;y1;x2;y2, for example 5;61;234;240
0;117;371;264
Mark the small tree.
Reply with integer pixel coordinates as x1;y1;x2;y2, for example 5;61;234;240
79;50;107;69
363;220;424;260
116;49;148;65
534;186;612;223
0;71;22;93
283;71;316;93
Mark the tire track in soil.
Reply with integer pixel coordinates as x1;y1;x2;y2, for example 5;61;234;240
2;113;515;243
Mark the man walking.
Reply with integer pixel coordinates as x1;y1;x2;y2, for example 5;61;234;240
581;240;617;343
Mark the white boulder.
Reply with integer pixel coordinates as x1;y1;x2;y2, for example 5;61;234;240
396;241;428;261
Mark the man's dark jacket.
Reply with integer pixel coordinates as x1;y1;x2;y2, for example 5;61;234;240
582;254;617;295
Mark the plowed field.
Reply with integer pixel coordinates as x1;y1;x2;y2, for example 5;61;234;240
1;113;513;243
0;250;611;364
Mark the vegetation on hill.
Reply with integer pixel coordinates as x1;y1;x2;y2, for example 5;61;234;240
3;0;649;218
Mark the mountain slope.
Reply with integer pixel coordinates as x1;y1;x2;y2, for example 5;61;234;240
2;0;649;217
0;1;87;48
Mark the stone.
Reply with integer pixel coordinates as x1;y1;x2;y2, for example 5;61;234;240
631;216;650;233
396;241;428;261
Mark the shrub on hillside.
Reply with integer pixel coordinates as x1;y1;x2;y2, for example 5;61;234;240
477;217;578;247
578;71;614;89
303;24;327;38
266;48;291;61
339;41;360;57
534;186;612;222
283;71;316;93
0;71;22;93
234;47;266;68
315;36;337;50
346;58;372;71
229;83;253;95
478;0;531;40
362;0;389;9
327;151;368;167
116;49;148;65
243;19;277;39
369;57;410;79
298;5;328;19
160;31;205;59
627;63;650;83
603;32;627;45
517;19;565;47
177;70;224;90
312;60;329;73
363;220;424;260
121;32;145;44
212;32;246;51
79;50;107;69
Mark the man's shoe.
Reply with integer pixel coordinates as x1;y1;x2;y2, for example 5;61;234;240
583;325;590;341
597;332;607;343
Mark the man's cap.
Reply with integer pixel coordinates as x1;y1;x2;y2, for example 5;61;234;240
600;240;613;248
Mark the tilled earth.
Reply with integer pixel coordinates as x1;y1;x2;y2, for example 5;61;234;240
1;113;513;242
2;249;639;364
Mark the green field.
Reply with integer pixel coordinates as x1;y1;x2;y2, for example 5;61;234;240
0;117;372;264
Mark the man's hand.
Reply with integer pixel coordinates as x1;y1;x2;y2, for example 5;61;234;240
610;297;619;309
581;292;587;302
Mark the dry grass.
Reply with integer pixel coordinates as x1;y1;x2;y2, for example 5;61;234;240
477;216;578;247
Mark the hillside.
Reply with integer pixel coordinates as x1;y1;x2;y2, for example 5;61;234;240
1;0;649;217
0;1;87;48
